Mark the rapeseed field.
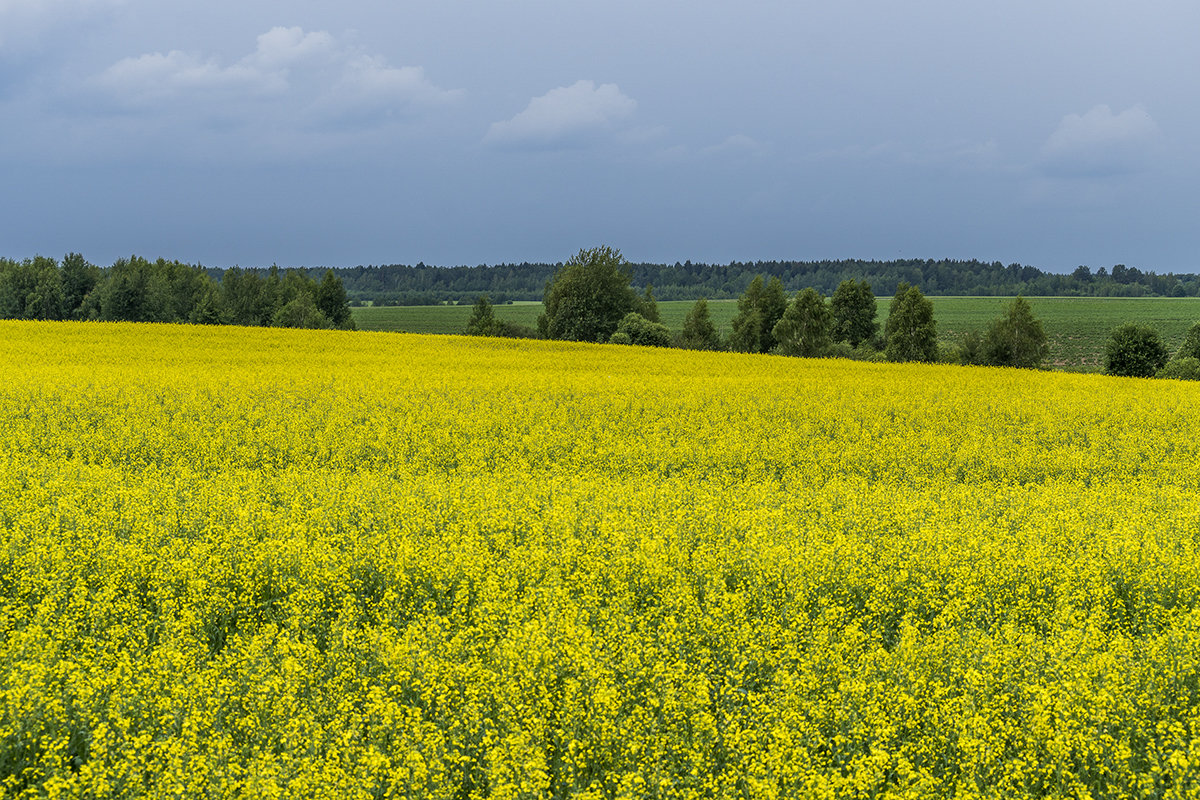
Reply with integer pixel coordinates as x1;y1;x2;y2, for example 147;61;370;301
3;320;1200;798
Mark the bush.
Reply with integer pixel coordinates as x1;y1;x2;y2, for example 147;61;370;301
827;341;886;362
1156;357;1200;381
1103;323;1169;377
957;330;985;365
611;312;672;348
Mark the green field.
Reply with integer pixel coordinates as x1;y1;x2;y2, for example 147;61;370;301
352;296;1200;371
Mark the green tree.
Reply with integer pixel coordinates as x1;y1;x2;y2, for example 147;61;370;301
538;246;639;343
830;279;878;348
1176;321;1200;360
189;284;226;325
1157;357;1200;381
221;268;268;326
1104;323;1169;377
316;269;355;329
639;284;661;323
679;298;722;350
728;275;787;353
956;330;985;365
981;296;1048;368
465;294;498;336
884;282;938;363
611;312;672;347
61;253;98;318
772;287;832;357
0;256;65;320
273;291;330;329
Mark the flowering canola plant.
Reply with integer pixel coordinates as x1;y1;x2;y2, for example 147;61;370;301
3;320;1200;798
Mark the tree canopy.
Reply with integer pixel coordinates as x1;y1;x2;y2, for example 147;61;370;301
729;275;787;354
538;246;639;343
981;296;1048;369
884;283;938;363
0;254;355;331
772;288;833;357
1104;324;1169;378
679;298;721;351
830;279;878;348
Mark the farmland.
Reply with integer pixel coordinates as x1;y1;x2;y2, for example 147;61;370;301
4;321;1200;797
352;296;1200;372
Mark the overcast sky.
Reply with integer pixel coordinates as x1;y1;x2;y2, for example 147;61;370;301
2;0;1197;272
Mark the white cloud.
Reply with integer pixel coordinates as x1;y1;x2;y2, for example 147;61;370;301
485;80;636;149
89;26;461;126
94;50;276;104
1038;104;1159;178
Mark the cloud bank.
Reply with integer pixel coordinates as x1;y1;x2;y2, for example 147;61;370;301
90;26;461;127
485;80;636;149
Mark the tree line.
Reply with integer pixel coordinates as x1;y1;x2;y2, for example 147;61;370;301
467;246;1200;380
0;254;354;330
336;257;1200;305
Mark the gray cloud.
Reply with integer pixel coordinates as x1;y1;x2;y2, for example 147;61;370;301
1038;104;1160;178
89;26;461;126
485;80;636;149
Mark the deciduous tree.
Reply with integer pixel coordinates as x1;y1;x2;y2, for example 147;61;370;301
981;296;1048;368
830;279;878;348
539;246;639;343
729;275;787;353
772;287;832;357
1104;323;1169;377
884;282;938;363
465;294;498;336
316;269;355;329
679;298;722;350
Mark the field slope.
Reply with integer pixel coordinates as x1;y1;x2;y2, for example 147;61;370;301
3;321;1200;797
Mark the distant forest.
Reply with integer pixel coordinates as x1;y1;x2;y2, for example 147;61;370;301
0;254;354;329
4;255;1199;323
329;259;1200;305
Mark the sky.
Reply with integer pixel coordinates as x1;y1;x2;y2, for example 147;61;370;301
2;0;1198;273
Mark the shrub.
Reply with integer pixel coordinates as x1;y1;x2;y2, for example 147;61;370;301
1104;323;1169;377
957;330;985;365
1156;357;1200;381
611;312;672;348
